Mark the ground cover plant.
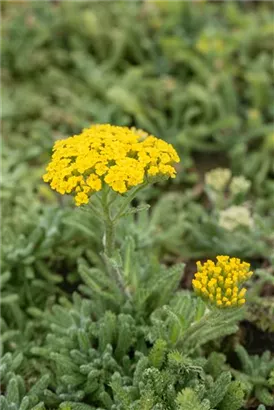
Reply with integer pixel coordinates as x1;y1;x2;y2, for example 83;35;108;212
1;1;274;409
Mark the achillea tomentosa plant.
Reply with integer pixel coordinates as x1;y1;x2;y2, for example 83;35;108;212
43;124;179;294
1;125;254;409
8;125;250;410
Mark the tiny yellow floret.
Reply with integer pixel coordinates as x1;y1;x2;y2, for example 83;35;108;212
192;256;252;308
43;124;180;206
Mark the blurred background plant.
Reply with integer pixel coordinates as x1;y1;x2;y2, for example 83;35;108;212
2;1;274;189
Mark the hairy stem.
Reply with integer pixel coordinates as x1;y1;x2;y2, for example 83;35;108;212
99;183;148;298
113;182;148;222
100;185;132;299
101;186;114;258
179;310;217;350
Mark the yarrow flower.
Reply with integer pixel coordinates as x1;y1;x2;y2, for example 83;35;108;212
192;256;253;308
43;124;180;206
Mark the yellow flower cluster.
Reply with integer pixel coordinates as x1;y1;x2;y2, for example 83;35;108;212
43;124;180;206
192;256;253;308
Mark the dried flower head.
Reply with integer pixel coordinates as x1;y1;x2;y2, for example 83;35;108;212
219;206;253;231
192;256;253;308
205;168;231;192
43;124;180;206
230;176;251;197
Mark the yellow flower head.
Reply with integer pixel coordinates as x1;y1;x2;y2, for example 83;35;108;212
43;124;180;205
192;256;253;308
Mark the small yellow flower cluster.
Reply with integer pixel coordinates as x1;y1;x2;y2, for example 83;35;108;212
192;256;253;308
43;124;180;206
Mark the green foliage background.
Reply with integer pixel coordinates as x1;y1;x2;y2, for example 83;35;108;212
1;1;274;409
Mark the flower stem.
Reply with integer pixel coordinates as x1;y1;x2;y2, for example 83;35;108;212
99;183;148;298
101;186;115;258
100;186;131;299
113;182;148;222
179;310;217;351
104;220;114;258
